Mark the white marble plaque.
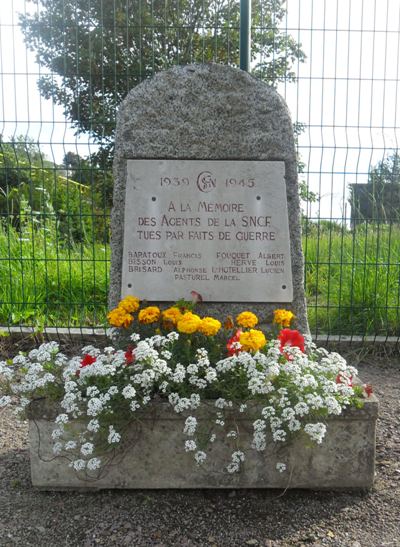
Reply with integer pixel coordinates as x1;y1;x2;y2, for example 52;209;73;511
121;160;293;302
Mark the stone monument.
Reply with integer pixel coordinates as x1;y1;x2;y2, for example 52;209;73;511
110;64;309;333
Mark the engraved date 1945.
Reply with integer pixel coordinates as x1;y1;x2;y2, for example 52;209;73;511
160;176;255;188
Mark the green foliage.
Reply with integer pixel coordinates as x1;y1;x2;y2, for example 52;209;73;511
349;151;400;225
0;137;110;245
0;221;109;326
0;220;399;336
304;223;400;336
20;0;305;151
369;151;400;186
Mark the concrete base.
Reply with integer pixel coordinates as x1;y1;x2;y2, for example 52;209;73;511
28;398;378;490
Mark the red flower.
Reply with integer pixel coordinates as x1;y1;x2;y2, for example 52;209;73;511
278;329;305;354
80;354;96;367
76;354;96;377
125;346;135;365
336;373;353;387
227;329;242;356
364;383;373;397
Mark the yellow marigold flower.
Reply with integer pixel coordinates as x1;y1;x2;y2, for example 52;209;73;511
107;307;133;328
118;295;140;314
198;317;222;336
138;306;161;324
177;312;202;334
273;309;295;328
236;311;258;328
161;307;183;326
239;329;267;352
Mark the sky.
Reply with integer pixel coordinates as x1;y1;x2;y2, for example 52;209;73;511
1;0;400;220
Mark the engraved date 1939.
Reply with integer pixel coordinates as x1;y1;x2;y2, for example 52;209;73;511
160;177;190;186
160;175;255;188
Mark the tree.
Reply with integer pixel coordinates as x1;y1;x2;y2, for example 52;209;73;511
368;151;400;187
20;0;305;160
0;136;104;243
350;151;400;226
62;151;114;211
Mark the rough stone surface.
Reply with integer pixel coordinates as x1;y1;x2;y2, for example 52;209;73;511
28;397;377;490
110;64;309;333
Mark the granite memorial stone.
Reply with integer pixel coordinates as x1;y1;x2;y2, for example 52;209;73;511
110;64;309;333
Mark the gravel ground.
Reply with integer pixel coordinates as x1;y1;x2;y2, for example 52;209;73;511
0;349;399;547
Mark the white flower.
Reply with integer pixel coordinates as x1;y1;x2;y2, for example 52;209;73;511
288;419;301;432
71;459;86;471
282;408;296;421
52;442;63;455
227;462;240;474
0;395;12;407
87;397;104;416
81;345;100;357
55;414;69;425
184;440;197;452
81;442;94;456
86;386;100;398
12;354;27;366
205;368;217;383
172;364;186;383
294;402;309;416
107;426;121;444
183;416;197;436
190;393;201;409
65;441;77;450
231;451;245;463
187;364;198;375
104;346;115;355
272;429;287;442
51;428;63;440
226;430;237;439
194;451;207;464
87;418;100;432
122;385;136;399
304;423;327;444
130;400;140;412
210;434;216;443
276;462;287;473
65;381;78;392
325;396;342;415
253;419;266;431
262;406;275;418
87;457;101;471
252;430;266;451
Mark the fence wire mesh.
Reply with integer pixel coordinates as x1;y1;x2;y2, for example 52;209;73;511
1;0;400;341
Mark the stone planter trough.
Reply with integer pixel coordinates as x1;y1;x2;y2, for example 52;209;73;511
28;397;378;490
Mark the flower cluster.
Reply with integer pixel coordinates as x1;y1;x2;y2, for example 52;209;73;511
273;309;295;328
107;295;140;327
0;297;372;478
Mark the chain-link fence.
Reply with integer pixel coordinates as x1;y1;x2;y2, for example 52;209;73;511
1;0;400;340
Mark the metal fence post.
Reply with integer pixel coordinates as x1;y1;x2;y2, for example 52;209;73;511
240;0;251;71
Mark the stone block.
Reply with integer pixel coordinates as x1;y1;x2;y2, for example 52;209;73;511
110;64;309;333
28;396;378;490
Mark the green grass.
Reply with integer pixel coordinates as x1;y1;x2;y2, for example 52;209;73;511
0;222;399;336
0;223;109;327
304;223;400;336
